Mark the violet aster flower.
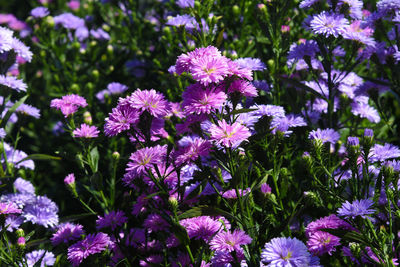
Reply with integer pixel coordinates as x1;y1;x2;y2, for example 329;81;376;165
343;21;375;46
0;202;21;215
73;123;100;138
337;199;375;219
351;100;380;123
251;104;285;118
90;28;110;40
106;82;128;94
126;145;166;176
23;196;59;227
228;79;258;97
175;137;211;165
14;177;35;195
31;7;49;18
287;40;319;61
175;46;222;75
222;188;251;199
211;250;245;266
144;213;169;232
50;94;87;117
0;128;5;139
299;0;321;8
68;233;112;266
54;13;85;30
307;231;341;256
16;104;40;118
190;55;230;86
96;210;127;231
261;237;310;266
180;216;223;243
209;120;251;148
305;214;353;238
182;83;227;115
125;89;169;118
270;114;306;135
369;143;400;162
176;0;194;8
337;0;363;19
4;143;34;169
0;75;27;92
104;104;139;136
377;0;400;13
253;80;270;92
51;223;85;245
25;250;55;267
234;57;266;71
166;14;198;31
209;229;252;252
310;11;349;38
309;128;340;144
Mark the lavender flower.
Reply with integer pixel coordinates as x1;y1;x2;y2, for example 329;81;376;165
309;128;340;144
16;104;41;118
11;38;33;61
125;89;169;117
30;7;49;18
23;196;59;228
337;199;375;219
0;75;27;92
0;26;13;53
369;143;400;162
14;178;35;195
180;216;223;243
234;57;266;71
68;233;112;266
25;250;55;267
176;0;194;8
310;11;349;38
53;13;85;30
261;237;311;266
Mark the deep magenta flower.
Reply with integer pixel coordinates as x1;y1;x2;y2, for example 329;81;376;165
182;83;227;115
180;216;223;242
209;229;252;252
73;123;99;138
125;89;169;117
50;94;87;117
68;233;112;266
209;120;251;148
222;188;251;199
227;79;258;97
104;104;140;137
126;145;166;176
96;210;127;231
0;202;21;215
175;137;211;165
51;223;85;245
306;214;352;238
307;231;341;256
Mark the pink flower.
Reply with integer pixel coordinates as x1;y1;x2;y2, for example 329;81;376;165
209;120;251;148
182;83;227;115
0;202;21;215
190;55;230;85
228;79;258;97
209;229;252;252
126;89;169;118
73;123;99;138
50;94;87;117
64;173;75;185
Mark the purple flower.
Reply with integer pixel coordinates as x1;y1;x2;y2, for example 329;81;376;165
343;21;375;46
166;15;197;31
14;178;35;195
351;99;380;123
309;128;340;144
176;0;194;8
54;13;85;30
4;143;34;169
337;0;363;19
234;57;266;71
253;80;270;92
73;123;100;138
23;196;59;228
96;210;127;231
30;7;49;18
104;104;139;136
68;233;112;266
270;114;306;135
11;38;33;61
0;202;21;215
64;173;75;185
126;145;166;176
175;137;211;165
250;104;285;118
51;223;85;245
126;89;169;118
299;0;321;8
209;229;252;252
310;11;349;38
306;214;353;238
369;143;400;162
288;40;319;61
180;216;223;243
0;75;27;92
228;79;258;97
90;28;110;40
144;213;169;232
337;199;375;219
182;83;227;115
377;0;400;13
50;94;87;117
190;55;230;86
16;104;41;118
222;188;251;199
261;237;310;266
307;231;341;256
25;250;55;267
209;120;251;148
0;128;5;139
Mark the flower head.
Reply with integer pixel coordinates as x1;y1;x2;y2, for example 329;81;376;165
50;94;87;117
126;89;169;117
369;143;400;162
96;210;127;231
190;55;230;86
182;83;227;115
209;120;251;148
180;216;223;243
0;75;27;92
73;123;100;138
261;237;310;266
104;104;139;136
307;231;341;256
126;145;166;176
14;178;35;195
209;229;252;252
337;199;375;219
31;7;49;18
0;202;21;215
51;223;85;245
309;128;340;144
23;196;59;228
310;11;349;38
68;233;112;266
25;250;55;267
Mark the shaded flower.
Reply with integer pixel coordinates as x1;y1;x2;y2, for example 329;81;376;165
175;137;211;165
104;104;139;136
228;79;258;97
337;199;375;219
222;188;251;199
180;216;223;243
96;210;127;231
51;223;85;245
73;123;100;138
305;214;352;238
68;233;112;266
16;104;40;118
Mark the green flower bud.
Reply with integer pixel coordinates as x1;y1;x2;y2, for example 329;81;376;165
16;228;25;238
232;5;240;16
112;151;120;160
92;69;99;79
44;16;54;27
70;83;80;93
83;111;92;125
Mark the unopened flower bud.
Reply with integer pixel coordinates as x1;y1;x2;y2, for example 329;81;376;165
64;173;75;186
17;237;26;248
91;69;99;79
83;111;92;125
232;5;240;16
281;25;290;33
168;195;178;209
44;16;54;27
261;183;271;195
112;151;120;160
70;83;79;93
16;228;25;238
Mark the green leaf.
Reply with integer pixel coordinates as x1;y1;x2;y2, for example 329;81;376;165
15;154;61;165
89;146;99;172
216;29;225;47
90;172;103;191
170;220;190;246
0;95;28;128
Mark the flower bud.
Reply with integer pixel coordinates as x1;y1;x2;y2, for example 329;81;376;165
91;69;99;79
83;111;92;125
232;5;240;16
16;228;25;238
112;151;120;160
70;83;79;93
44;16;54;27
64;173;75;186
17;237;26;248
261;183;271;195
